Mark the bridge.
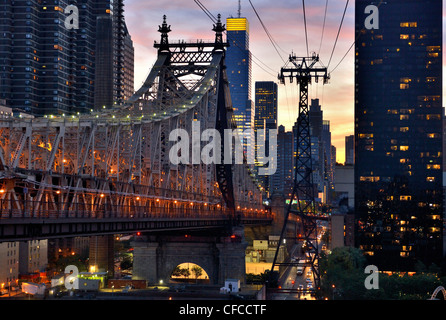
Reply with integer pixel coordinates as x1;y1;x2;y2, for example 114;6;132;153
0;15;272;243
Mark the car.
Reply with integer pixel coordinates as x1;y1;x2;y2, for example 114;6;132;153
306;270;312;277
306;278;311;283
298;284;304;291
307;282;313;289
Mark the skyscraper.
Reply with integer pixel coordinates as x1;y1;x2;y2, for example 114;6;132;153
355;0;443;270
254;81;278;192
345;135;354;165
271;125;294;197
94;0;134;110
226;16;254;159
0;0;134;116
292;99;333;203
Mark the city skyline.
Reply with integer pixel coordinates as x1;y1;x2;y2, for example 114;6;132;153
124;0;358;164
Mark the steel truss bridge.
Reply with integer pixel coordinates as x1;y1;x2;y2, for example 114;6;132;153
0;16;271;241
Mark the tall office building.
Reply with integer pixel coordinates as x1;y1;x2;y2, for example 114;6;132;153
345;135;355;165
292;99;333;203
94;0;134;110
271;125;294;197
226;16;254;159
355;0;443;270
254;81;278;192
0;0;134;116
254;81;278;130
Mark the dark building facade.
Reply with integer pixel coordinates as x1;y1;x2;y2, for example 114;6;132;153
355;0;443;271
0;0;134;116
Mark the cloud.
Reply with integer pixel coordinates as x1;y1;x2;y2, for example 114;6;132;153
125;0;357;163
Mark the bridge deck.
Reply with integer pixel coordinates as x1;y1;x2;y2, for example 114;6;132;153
0;210;272;242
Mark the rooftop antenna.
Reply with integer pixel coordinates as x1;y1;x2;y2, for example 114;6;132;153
238;0;241;18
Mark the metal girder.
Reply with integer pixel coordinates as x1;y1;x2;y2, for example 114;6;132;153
270;54;329;294
0;16;264;223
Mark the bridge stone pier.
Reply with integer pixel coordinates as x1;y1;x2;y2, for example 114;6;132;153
132;227;248;286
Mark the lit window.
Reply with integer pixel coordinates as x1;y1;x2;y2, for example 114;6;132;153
427;46;441;52
400;195;412;201
400;83;409;90
426;114;441;120
426;177;435;182
400;34;409;40
400;146;409;151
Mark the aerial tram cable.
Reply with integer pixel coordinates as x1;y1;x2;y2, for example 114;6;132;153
248;0;287;64
327;0;350;68
318;0;329;56
194;0;278;77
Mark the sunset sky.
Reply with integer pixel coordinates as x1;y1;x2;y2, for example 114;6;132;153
122;0;402;164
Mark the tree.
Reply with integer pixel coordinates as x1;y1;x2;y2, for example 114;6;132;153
320;247;446;300
191;265;203;281
120;255;132;270
171;266;182;278
319;247;368;299
180;268;191;279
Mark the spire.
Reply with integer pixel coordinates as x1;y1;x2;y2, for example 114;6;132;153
238;0;241;18
158;15;171;53
212;14;226;53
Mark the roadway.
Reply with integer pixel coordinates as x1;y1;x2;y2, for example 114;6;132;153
270;220;328;300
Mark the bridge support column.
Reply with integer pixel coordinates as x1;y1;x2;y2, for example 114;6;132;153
216;240;248;285
132;242;159;284
132;228;248;286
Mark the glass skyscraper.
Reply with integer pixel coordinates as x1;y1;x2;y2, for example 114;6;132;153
254;81;278;192
226;17;254;159
355;0;443;271
0;0;134;116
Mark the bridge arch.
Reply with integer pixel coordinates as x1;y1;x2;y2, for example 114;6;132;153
430;286;446;300
170;262;211;283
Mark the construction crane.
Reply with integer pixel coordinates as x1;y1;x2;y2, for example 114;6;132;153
270;52;329;295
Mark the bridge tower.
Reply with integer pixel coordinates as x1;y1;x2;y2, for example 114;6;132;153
270;54;329;291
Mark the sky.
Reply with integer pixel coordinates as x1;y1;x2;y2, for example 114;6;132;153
123;0;362;164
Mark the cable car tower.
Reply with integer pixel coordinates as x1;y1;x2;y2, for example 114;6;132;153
270;52;329;293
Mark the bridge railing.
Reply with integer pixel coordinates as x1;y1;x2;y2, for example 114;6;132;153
0;199;272;221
